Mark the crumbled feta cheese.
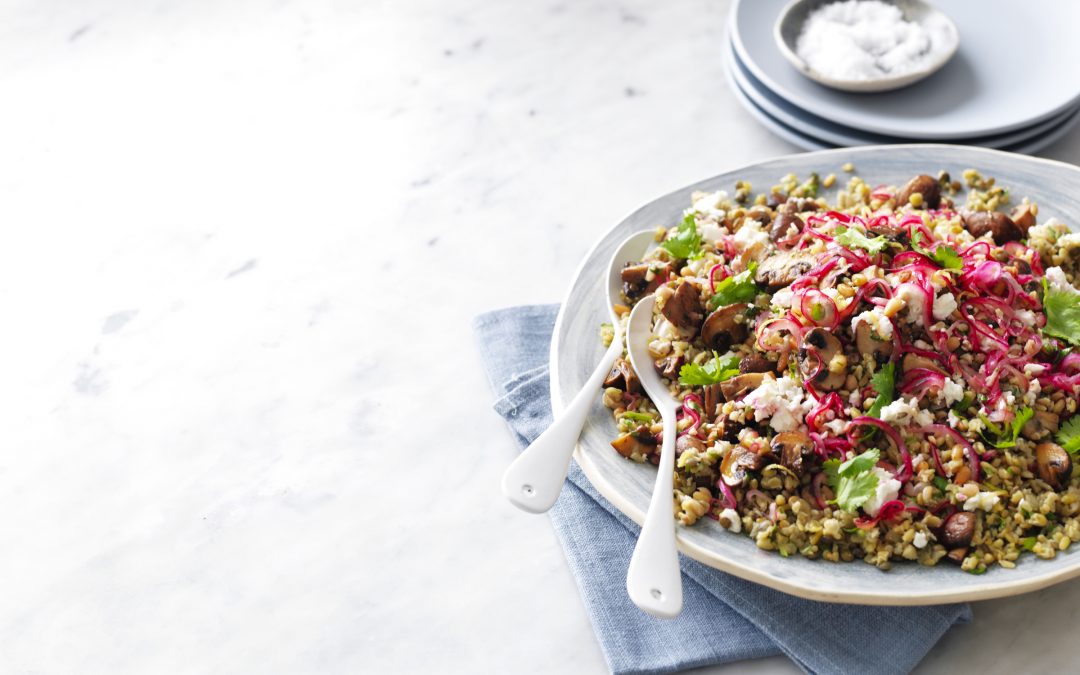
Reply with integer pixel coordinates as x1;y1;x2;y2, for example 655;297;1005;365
1024;363;1047;376
913;531;928;549
948;409;961;428
771;286;794;308
896;283;927;324
848;388;863;407
1014;309;1037;327
743;374;815;432
963;491;1000;512
700;222;729;244
936;377;964;407
863;468;902;518
719;508;742;533
932;292;957;321
824;418;848;435
1046;266;1073;293
851;306;893;339
1024;377;1042;407
655;316;678;340
688;190;727;219
732;217;770;253
878;396;934;427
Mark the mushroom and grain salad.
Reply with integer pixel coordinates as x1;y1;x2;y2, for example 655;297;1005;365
601;168;1080;573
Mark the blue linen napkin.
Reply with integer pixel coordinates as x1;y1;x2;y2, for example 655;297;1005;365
474;304;972;675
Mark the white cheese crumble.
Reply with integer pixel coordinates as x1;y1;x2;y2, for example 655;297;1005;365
936;377;964;407
743;374;815;432
963;491;1000;512
878;396;934;427
863;467;902;518
896;283;927;324
732;217;770;253
824;418;849;435
771;286;794;308
719;508;742;533
913;531;928;549
932;292;957;321
1046;266;1073;293
687;190;727;219
654;316;679;340
851;306;893;339
1014;309;1037;327
1059;232;1080;248
1024;377;1042;407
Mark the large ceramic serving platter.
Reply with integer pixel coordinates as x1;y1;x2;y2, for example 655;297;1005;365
551;145;1080;605
726;38;1079;150
731;0;1080;139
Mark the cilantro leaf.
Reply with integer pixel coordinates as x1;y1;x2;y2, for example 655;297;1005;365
911;231;962;271
834;470;880;513
931;245;963;271
1043;278;1080;347
933;476;949;492
1021;536;1038;551
661;214;703;260
865;362;896;419
824;448;881;513
678;353;741;386
708;263;760;310
979;407;1033;449
1058;415;1080;455
835;225;889;254
838;447;880;476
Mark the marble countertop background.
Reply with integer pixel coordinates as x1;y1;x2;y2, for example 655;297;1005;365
4;0;1080;672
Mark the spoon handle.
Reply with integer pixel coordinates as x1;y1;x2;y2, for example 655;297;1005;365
626;409;683;618
501;330;623;514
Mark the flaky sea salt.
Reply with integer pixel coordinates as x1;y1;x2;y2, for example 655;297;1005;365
795;0;953;81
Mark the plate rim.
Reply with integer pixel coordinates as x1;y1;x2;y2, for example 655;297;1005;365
550;144;1080;605
726;36;1079;150
729;0;1080;140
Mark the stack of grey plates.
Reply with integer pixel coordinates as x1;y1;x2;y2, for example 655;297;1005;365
726;0;1080;153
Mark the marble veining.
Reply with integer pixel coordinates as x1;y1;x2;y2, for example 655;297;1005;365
3;0;1080;673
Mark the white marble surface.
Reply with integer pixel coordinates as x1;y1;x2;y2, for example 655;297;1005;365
4;0;1080;673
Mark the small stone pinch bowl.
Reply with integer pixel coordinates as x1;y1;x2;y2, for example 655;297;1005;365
774;0;960;93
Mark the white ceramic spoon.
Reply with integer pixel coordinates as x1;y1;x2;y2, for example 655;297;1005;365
501;230;656;514
624;294;683;618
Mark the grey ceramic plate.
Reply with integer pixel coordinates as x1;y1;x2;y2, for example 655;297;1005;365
726;37;1079;150
731;0;1080;139
551;145;1080;605
729;58;1080;157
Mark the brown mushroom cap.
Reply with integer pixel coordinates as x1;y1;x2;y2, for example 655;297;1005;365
1036;442;1073;491
1011;203;1037;231
772;431;815;476
701;303;749;351
720;445;764;486
940;511;976;549
676;434;706;457
854;318;893;363
739;354;775;374
611;432;656;460
961;210;1025;245
621;261;671;300
799;328;846;391
901;352;945;376
896;174;941;209
603;357;641;393
660;281;704;331
1022;410;1060;441
770;205;804;242
755;250;819;289
654;354;684;381
719;372;766;401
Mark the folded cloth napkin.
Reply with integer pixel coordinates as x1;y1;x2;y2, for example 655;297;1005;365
474;304;972;675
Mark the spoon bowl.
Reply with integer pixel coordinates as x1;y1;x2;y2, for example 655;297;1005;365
501;230;656;513
774;0;959;93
